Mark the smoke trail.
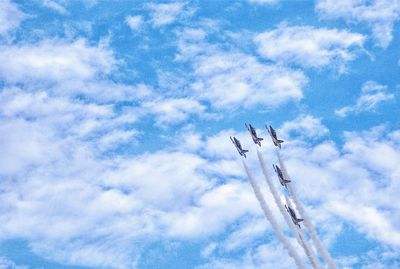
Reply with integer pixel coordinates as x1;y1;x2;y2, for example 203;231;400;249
276;150;338;269
242;160;308;269
256;150;323;269
284;192;323;269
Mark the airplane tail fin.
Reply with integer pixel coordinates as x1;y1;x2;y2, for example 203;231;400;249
284;179;291;183
278;139;284;143
243;150;249;153
258;138;263;141
298;218;304;222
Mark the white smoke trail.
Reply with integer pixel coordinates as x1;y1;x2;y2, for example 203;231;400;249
276;150;338;269
284;190;323;269
242;160;308;269
256;150;323;269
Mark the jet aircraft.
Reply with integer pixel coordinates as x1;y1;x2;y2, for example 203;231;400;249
273;164;291;188
230;136;249;158
245;123;263;146
285;204;304;228
266;125;284;148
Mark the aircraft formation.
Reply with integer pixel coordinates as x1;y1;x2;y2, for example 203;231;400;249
231;124;303;229
230;124;337;269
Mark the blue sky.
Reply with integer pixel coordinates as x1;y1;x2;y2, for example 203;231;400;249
0;0;400;268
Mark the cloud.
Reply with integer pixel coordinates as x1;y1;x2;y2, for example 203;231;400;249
126;15;143;31
198;243;299;269
0;38;151;102
335;81;394;117
316;0;400;48
2;90;400;269
141;98;206;126
281;126;400;247
146;2;186;27
177;28;308;109
247;0;279;5
0;257;27;269
196;122;400;268
254;24;365;71
0;87;138;164
0;39;115;85
279;114;329;140
42;0;67;14
162;181;258;238
0;0;26;37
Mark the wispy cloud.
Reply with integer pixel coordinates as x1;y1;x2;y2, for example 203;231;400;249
0;0;26;37
247;0;279;5
177;28;307;109
146;2;188;27
141;98;206;126
42;0;67;14
254;24;365;72
316;0;400;48
335;81;394;117
0;39;115;85
280;115;329;140
126;15;144;31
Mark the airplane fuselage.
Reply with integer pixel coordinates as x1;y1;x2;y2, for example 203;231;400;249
267;125;283;149
286;205;303;228
230;136;249;158
246;124;263;146
273;164;290;188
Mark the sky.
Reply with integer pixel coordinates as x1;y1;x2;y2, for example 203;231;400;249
0;0;400;268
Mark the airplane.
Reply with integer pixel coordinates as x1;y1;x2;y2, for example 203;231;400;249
273;164;291;188
266;125;284;149
245;123;263;146
285;204;304;228
230;136;249;158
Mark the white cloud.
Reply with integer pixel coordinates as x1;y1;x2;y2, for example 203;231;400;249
254;24;365;71
0;257;27;269
219;218;268;251
329;201;400;246
141;98;206;126
0;38;151;102
316;0;400;48
126;15;143;31
247;0;279;4
162;181;258;238
0;0;26;36
0;87;138;168
198;243;298;269
2;92;400;268
335;81;394;117
279;114;329;139
199;121;400;255
1;30;399;269
177;29;307;109
281;127;400;247
146;2;186;27
42;0;67;14
0;118;58;175
0;39;115;85
192;52;307;108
